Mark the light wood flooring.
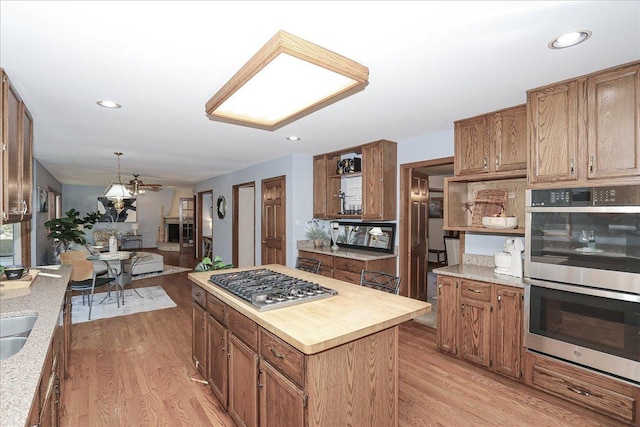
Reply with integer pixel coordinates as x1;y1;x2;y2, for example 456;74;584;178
60;250;622;426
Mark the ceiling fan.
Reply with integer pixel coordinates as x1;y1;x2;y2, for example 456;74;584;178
127;173;163;195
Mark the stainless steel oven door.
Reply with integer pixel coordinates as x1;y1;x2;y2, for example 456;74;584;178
524;278;640;384
525;204;640;294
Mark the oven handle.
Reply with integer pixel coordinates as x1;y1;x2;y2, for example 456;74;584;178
524;278;640;302
525;206;640;213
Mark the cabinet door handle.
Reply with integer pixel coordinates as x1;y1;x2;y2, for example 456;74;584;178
570;158;575;175
589;155;594;173
483;157;488;170
467;288;482;293
270;348;285;359
495;156;500;170
438;283;441;295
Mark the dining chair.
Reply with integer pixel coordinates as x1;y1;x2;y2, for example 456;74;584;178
202;236;213;259
360;270;401;294
295;256;321;274
60;251;116;320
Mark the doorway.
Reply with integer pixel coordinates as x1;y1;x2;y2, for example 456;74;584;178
400;157;454;329
261;175;286;266
233;182;256;268
400;157;454;296
197;190;213;260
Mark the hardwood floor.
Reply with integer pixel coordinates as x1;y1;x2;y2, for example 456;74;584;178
60;251;622;426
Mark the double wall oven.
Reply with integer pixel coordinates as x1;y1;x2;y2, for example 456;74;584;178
524;185;640;384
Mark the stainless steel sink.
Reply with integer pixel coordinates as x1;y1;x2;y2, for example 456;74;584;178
0;314;37;360
0;337;28;360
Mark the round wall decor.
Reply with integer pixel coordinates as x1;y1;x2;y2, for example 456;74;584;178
217;195;226;219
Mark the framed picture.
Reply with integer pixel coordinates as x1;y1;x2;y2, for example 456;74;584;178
38;187;49;213
97;197;137;222
429;197;443;218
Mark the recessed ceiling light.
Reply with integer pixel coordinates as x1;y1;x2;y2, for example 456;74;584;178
96;100;122;109
548;30;592;49
286;136;301;141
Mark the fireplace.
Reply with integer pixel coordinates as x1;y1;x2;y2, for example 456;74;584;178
167;224;179;243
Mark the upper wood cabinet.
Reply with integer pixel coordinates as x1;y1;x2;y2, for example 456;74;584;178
586;62;640;180
528;60;640;187
313;139;397;220
454;104;527;177
1;68;34;224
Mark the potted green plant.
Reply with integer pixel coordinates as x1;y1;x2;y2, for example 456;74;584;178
305;219;329;248
45;208;101;252
194;255;233;272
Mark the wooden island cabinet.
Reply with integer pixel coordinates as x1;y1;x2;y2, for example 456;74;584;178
189;265;429;427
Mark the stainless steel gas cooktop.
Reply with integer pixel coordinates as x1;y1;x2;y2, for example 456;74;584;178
208;268;338;312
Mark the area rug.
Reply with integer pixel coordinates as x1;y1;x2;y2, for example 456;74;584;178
72;285;176;324
132;264;191;281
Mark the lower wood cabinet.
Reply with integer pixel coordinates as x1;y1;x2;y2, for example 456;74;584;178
524;350;640;426
436;275;523;380
298;249;396;285
27;308;64;427
206;314;228;408
192;285;207;378
259;360;305;427
228;333;259;427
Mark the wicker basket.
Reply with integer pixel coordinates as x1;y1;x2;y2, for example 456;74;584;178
466;189;508;227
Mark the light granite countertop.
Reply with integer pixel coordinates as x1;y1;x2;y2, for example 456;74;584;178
432;254;524;288
1;265;71;427
297;240;397;261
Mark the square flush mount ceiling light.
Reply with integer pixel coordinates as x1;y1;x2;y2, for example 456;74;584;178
205;30;369;131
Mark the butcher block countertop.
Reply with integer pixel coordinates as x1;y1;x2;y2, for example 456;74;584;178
188;264;430;355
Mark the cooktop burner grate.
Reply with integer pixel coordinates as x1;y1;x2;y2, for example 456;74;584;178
208;268;338;311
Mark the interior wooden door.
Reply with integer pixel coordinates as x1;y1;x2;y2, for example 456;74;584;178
409;170;429;300
261;176;286;266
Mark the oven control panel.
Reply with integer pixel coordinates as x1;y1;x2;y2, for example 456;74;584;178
529;185;640;207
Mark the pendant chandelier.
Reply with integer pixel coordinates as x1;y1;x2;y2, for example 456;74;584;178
102;152;131;211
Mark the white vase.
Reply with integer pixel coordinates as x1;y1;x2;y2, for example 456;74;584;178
109;235;118;253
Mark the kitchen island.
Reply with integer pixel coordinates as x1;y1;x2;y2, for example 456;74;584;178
1;265;71;427
188;264;430;427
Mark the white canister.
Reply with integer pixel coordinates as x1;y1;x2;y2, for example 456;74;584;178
108;235;118;253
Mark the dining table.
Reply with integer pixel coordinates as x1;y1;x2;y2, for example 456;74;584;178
86;251;148;305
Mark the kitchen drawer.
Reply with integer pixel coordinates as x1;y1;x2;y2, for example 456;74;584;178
334;268;361;285
260;328;305;388
228;308;258;351
333;257;365;274
206;293;226;326
461;280;491;302
532;365;635;424
192;284;206;307
299;250;334;270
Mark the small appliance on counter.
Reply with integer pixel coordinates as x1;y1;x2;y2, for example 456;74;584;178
494;238;524;278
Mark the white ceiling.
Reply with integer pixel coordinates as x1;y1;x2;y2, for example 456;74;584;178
1;1;638;188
